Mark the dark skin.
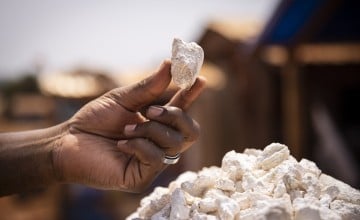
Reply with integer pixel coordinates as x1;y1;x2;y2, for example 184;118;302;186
0;60;206;196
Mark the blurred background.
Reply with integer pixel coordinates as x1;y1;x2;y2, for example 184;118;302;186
0;0;360;219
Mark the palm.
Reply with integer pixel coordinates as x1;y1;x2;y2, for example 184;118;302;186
63;91;158;191
65;132;156;191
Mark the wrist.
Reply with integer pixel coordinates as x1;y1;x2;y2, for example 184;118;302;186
50;121;71;183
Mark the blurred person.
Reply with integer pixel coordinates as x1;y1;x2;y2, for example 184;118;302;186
0;60;206;196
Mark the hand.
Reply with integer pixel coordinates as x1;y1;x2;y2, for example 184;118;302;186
54;60;206;192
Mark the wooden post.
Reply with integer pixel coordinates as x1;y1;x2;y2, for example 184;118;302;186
281;53;304;159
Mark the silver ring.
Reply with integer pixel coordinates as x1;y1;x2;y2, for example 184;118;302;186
162;153;181;165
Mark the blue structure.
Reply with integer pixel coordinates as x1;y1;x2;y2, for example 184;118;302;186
258;0;360;45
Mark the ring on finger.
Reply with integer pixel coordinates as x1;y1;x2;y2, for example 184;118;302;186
162;153;181;165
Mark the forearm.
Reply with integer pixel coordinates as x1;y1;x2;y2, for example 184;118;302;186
0;122;68;196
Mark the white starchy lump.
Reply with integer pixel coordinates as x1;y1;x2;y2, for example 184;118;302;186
217;197;240;219
127;143;360;220
151;204;171;220
137;187;171;218
198;197;218;213
257;143;290;170
171;38;204;89
215;177;236;192
191;210;218;220
170;188;191;219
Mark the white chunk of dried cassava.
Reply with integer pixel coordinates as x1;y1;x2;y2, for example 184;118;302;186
198;197;218;213
216;197;240;220
137;186;170;218
257;143;290;170
169;188;190;219
171;38;204;89
127;143;360;220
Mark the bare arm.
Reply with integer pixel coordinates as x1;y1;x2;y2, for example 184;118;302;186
0;123;68;196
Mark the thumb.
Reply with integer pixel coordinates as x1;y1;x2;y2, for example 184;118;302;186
112;60;171;111
167;76;207;110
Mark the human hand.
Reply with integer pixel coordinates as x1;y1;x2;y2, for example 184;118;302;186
54;60;206;192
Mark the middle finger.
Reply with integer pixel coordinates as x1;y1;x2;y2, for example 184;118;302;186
123;121;184;156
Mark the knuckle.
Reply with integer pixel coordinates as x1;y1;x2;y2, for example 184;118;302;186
136;79;158;100
193;120;201;135
131;138;151;147
141;121;162;137
186;120;200;142
134;121;154;137
172;134;185;148
164;106;187;127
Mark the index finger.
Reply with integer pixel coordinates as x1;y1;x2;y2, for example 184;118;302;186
167;76;206;110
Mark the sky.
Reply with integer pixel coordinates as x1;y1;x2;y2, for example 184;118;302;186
0;0;279;79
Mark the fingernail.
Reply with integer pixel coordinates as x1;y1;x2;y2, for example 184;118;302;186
124;124;137;133
118;140;128;146
148;106;164;117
